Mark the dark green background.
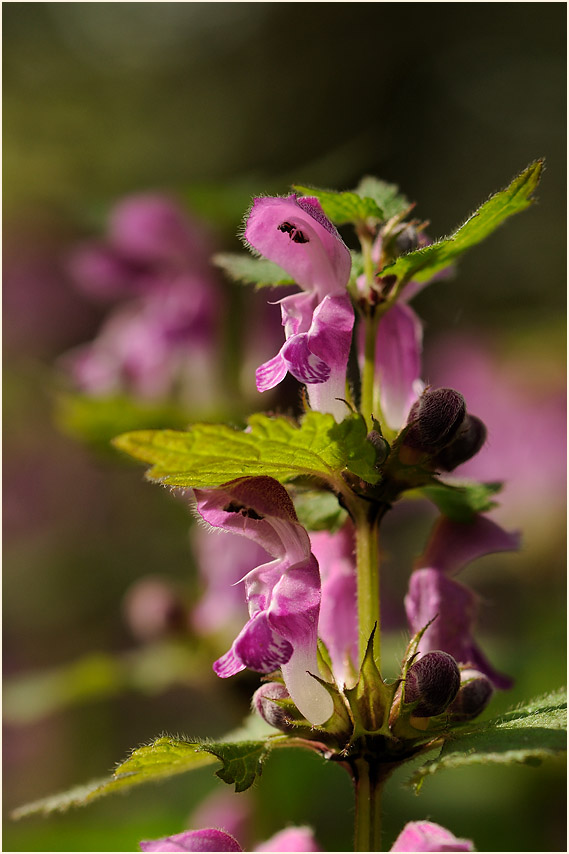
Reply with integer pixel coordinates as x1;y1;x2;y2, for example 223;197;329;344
4;3;566;852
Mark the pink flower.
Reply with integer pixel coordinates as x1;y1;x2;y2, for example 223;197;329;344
194;477;333;725
358;302;424;431
405;516;520;689
310;522;358;685
244;195;354;422
140;825;321;853
390;820;474;851
426;333;566;534
69;194;215;301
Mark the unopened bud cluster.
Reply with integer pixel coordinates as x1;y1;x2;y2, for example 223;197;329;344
402;387;486;471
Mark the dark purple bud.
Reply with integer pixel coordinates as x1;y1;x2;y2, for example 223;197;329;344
395;225;421;255
447;669;494;721
404;651;461;717
252;683;296;731
433;414;487;471
405;388;466;453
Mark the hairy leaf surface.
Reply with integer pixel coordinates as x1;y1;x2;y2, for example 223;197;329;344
383;160;543;285
113;411;379;490
410;688;566;790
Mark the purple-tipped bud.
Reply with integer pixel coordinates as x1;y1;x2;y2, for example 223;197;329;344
447;668;494;721
253;682;296;731
404;651;461;717
405;388;466;453
433;414;487;471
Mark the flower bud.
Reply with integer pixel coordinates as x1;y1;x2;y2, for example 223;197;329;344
447;668;494;721
433;414;487;471
404;651;461;717
404;388;467;453
252;683;296;732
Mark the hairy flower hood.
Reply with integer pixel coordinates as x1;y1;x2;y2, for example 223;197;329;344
244;195;354;421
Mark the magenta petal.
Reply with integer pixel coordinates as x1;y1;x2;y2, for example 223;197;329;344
244;195;351;296
419;515;521;576
375;303;423;430
390;821;474;852
255;826;321;852
235;611;294;672
256;352;289;392
213;646;247;678
140;828;243;852
281;334;331;383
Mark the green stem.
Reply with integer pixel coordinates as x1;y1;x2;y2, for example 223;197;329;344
354;502;382;671
353;756;384;851
360;313;381;432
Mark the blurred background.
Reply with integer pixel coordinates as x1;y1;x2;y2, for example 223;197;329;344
3;3;566;852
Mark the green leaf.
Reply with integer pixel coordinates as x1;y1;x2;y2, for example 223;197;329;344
12;736;272;818
3;642;206;724
354;176;410;221
113;411;380;491
293;185;384;225
409;688;567;790
382;160;543;285
55;393;193;448
415;480;502;522
292;489;348;532
214;252;294;289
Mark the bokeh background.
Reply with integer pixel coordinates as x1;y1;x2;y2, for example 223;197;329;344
3;3;566;852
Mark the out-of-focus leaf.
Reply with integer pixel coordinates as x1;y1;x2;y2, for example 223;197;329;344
292;489;348;532
354;176;410;220
409;688;567;790
382;160;543;285
214;252;294;288
55;393;192;448
293;184;384;225
113;411;380;491
415;480;502;521
4;642;204;724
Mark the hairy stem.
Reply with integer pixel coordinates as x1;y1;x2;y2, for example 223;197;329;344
353;756;384;851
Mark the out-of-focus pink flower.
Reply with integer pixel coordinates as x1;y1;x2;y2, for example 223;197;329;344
358;302;424;431
122;576;187;642
310;522;358;685
426;333;566;533
69;194;215;301
405;515;520;689
190;525;268;637
63;194;223;405
189;789;253;851
140;825;321;853
390;820;474;851
194;477;333;725
255;827;321;852
245;195;354;422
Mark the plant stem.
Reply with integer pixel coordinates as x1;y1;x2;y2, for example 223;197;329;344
353;756;384;851
360;312;381;432
354;502;382;672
